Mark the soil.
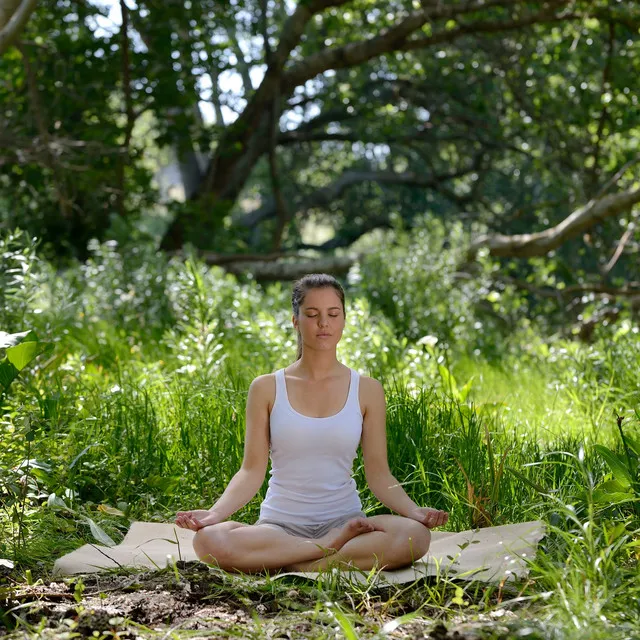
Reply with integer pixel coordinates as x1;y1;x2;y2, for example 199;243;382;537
0;561;527;639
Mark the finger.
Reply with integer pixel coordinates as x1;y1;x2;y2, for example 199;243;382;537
181;518;194;530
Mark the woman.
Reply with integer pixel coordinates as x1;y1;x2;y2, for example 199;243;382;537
175;273;448;573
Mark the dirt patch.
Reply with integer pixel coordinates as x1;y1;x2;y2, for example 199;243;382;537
1;562;528;639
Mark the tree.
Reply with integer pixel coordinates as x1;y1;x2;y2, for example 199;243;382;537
0;0;38;55
1;0;639;282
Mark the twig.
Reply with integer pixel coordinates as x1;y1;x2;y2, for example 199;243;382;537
602;222;635;276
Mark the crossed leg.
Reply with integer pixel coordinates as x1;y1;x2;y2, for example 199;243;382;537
192;514;431;574
283;515;431;572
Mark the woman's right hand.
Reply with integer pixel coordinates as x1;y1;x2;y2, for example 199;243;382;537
175;509;222;531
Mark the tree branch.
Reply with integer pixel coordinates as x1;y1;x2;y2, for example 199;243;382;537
223;254;357;282
399;5;577;52
496;275;640;298
202;0;352;196
226;20;254;95
0;0;38;55
115;0;134;219
237;166;473;228
261;0;290;251
17;42;72;219
277;130;362;145
468;186;640;259
281;0;569;91
164;249;358;282
593;154;640;201
602;222;636;276
295;216;394;252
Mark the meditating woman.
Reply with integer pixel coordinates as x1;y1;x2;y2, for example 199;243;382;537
175;273;448;573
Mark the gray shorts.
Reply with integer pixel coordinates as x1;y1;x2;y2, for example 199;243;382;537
255;510;367;539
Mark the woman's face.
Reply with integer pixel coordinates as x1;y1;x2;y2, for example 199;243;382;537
293;287;345;350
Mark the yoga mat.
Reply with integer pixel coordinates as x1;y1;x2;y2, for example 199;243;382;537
53;520;545;584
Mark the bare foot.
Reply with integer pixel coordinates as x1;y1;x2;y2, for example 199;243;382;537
314;517;379;554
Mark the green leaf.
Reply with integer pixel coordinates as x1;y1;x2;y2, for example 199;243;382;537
506;466;547;494
594;445;633;487
0;334;52;393
328;605;359;640
82;516;116;547
0;360;19;392
7;340;42;370
593;490;636;504
145;475;181;492
459;376;475;403
47;493;69;509
623;435;640;458
438;364;459;400
604;522;627;544
592;480;633;503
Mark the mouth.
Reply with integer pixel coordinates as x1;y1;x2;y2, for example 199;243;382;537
317;334;331;337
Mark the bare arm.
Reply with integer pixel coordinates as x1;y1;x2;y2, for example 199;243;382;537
361;377;448;528
208;375;271;520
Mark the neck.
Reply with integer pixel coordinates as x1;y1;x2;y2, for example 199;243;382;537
295;352;342;380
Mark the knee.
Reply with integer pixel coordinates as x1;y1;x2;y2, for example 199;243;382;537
192;522;238;567
399;520;431;561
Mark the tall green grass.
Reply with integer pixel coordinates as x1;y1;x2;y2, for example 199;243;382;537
1;229;639;637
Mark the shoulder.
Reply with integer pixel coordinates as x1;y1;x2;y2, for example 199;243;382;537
250;372;277;389
357;374;385;416
248;373;277;411
358;374;384;394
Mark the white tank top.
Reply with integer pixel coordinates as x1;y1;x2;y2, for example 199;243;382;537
259;367;364;525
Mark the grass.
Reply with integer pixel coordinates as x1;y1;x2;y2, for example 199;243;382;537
1;236;639;638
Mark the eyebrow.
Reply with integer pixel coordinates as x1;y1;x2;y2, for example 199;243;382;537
304;306;341;311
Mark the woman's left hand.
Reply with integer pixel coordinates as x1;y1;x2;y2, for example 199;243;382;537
409;506;449;529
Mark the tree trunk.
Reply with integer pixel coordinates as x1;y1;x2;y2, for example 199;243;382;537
158;0;576;252
0;0;38;54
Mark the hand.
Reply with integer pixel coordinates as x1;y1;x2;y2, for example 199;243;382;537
409;506;449;529
175;509;222;531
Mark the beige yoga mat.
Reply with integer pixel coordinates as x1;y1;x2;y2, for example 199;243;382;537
53;520;545;584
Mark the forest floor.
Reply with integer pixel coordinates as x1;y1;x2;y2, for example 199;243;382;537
1;562;538;639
